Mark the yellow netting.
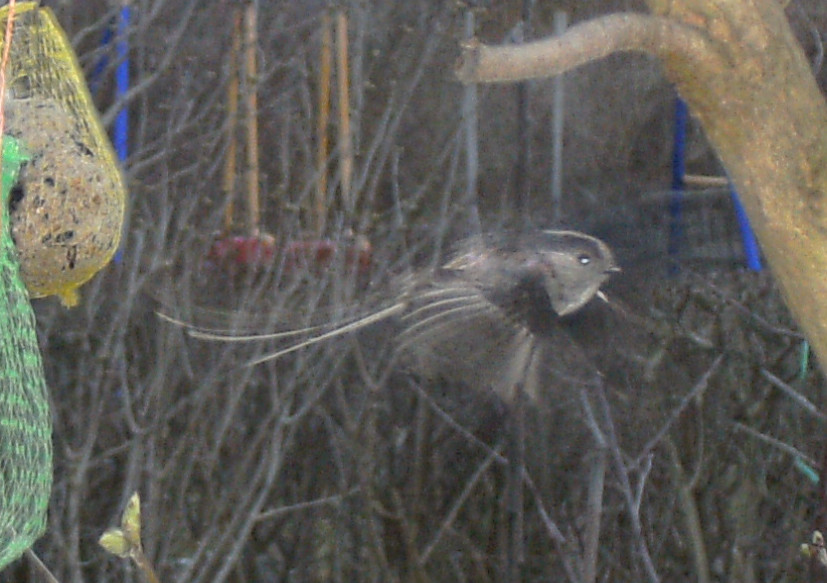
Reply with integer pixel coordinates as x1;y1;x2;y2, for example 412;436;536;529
0;2;126;306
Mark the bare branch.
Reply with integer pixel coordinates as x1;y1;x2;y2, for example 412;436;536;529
456;13;715;84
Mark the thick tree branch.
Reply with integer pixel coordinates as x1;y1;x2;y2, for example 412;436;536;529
456;13;717;84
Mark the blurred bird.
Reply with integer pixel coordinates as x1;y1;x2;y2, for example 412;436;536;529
163;229;619;402
394;229;618;400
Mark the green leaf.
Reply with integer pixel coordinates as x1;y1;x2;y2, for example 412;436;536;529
121;492;142;548
99;528;130;558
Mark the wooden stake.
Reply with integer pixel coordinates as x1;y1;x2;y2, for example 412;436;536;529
336;10;352;214
315;12;333;237
222;8;241;234
243;1;260;236
683;174;729;188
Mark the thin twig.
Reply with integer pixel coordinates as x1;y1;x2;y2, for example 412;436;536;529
256;487;361;522
760;367;827;422
582;448;607;583
418;444;502;565
635;354;723;466
25;550;60;583
732;421;818;468
666;437;711;583
592;381;661;583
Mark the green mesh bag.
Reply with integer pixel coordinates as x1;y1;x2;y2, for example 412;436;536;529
0;134;51;569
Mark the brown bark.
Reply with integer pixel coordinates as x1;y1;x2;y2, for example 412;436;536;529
457;0;827;374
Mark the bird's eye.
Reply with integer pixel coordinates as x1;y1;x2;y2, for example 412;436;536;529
578;254;591;265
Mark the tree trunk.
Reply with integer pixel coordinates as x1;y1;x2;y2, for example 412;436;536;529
457;0;827;373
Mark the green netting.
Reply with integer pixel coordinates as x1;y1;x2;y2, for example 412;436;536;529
0;134;51;570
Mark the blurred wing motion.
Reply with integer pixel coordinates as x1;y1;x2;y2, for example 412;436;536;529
396;276;599;402
395;230;617;400
397;277;543;399
156;300;404;366
2;3;126;306
160;230;618;403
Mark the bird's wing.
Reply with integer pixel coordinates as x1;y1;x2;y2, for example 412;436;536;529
396;278;597;403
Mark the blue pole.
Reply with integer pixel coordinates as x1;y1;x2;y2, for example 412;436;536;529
730;184;762;271
668;97;687;272
113;6;130;264
671;98;687;192
115;6;130;164
89;28;112;94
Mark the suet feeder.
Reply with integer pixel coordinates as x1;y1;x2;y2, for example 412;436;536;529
1;3;126;307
